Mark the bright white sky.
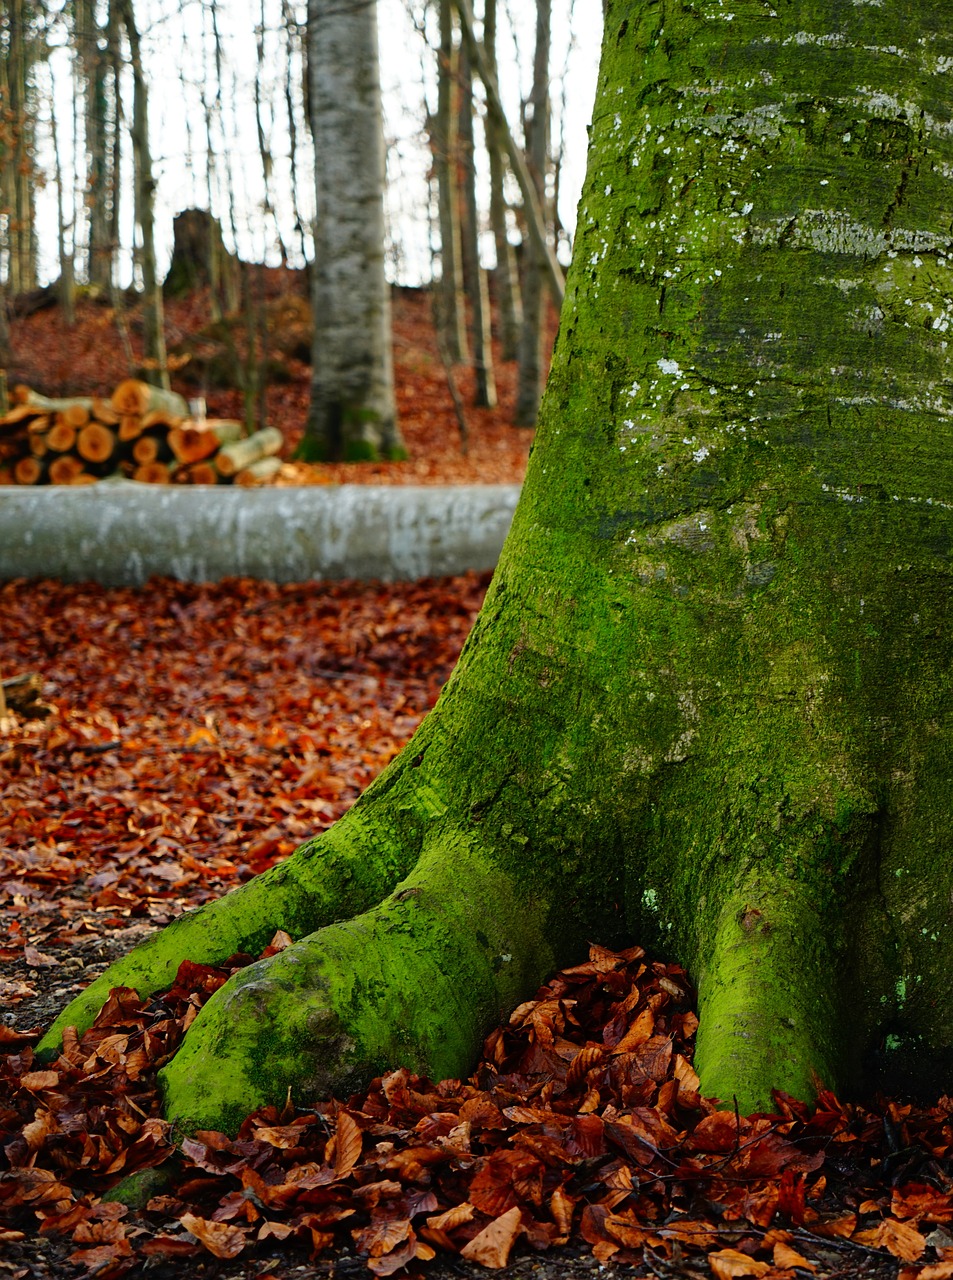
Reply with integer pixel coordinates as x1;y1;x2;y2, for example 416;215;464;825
37;1;603;287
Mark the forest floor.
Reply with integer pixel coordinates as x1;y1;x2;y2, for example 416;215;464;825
0;575;670;1280
2;581;950;1280
6;271;544;487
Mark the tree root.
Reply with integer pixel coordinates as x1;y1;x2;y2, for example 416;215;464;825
159;833;554;1134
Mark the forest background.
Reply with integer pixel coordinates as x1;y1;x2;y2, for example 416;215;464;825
1;0;601;483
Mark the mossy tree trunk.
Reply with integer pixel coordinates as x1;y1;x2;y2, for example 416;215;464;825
40;0;953;1131
301;0;404;462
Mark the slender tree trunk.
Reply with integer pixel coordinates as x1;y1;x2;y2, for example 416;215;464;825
455;0;563;306
209;0;241;314
514;0;551;427
2;0;37;294
41;0;953;1134
457;43;496;409
281;0;308;266
106;3;122;285
0;278;10;416
255;0;288;265
483;0;522;362
115;0;169;390
432;0;469;365
52;74;76;326
302;0;404;461
77;0;114;291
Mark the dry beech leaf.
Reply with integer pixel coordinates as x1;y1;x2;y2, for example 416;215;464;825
257;1221;295;1241
674;1052;701;1095
262;929;294;956
707;1248;771;1278
773;1241;816;1271
812;1213;857;1239
612;1007;655;1053
179;1211;247;1259
550;1186;575;1240
427;1202;476;1232
334;1110;363;1176
18;1070;59;1091
353;1218;411;1257
460;1206;524;1269
919;1262;953;1280
878;1218;927;1263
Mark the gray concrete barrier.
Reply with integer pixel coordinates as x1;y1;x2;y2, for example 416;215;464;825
0;484;521;586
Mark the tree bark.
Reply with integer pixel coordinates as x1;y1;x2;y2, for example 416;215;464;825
38;0;953;1132
115;0;169;391
302;0;404;462
432;0;469;365
457;43;497;409
514;0;551;427
483;0;522;362
1;0;37;294
77;0;115;292
454;0;563;307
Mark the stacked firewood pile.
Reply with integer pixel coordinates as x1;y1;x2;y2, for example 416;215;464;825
0;379;284;486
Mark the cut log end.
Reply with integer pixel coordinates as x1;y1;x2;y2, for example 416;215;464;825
133;461;172;485
48;455;88;485
77;423;117;464
14;456;45;485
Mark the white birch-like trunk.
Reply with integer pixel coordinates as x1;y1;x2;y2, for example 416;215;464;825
304;0;403;461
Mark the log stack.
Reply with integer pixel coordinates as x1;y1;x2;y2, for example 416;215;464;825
0;380;284;486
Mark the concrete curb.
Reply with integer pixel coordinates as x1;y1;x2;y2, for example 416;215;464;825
0;484;521;586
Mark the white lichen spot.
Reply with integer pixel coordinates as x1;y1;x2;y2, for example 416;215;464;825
657;357;682;376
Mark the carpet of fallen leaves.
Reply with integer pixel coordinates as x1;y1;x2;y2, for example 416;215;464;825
4;942;953;1280
0;572;487;946
4;578;953;1280
7;276;543;487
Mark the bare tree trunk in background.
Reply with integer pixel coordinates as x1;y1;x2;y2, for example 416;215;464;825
483;0;521;362
107;3;122;285
304;0;404;461
550;0;576;267
115;0;169;389
209;0;241;314
77;0;115;291
281;0;309;266
52;71;76;325
1;0;37;294
514;0;551;427
454;0;562;306
432;0;468;364
255;0;288;265
457;42;496;409
0;281;10;416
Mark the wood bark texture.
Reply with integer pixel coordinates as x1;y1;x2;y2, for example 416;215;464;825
303;0;403;462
